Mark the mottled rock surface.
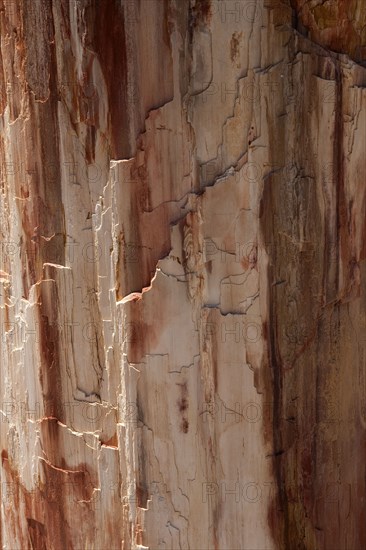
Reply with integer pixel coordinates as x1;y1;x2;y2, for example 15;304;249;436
0;1;365;549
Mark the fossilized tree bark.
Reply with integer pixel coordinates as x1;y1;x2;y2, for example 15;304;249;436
0;0;365;549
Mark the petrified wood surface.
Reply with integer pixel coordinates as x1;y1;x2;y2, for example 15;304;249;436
0;1;365;549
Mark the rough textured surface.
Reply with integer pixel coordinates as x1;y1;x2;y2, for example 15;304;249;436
0;0;365;549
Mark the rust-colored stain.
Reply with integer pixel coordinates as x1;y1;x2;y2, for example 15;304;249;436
292;0;366;63
177;381;189;433
91;0;129;158
230;31;243;63
259;26;366;546
102;432;118;448
1;444;96;549
189;0;212;28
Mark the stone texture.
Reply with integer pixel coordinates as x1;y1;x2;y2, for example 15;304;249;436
0;0;365;549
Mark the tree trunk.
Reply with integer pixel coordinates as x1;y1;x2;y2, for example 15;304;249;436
0;1;365;548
